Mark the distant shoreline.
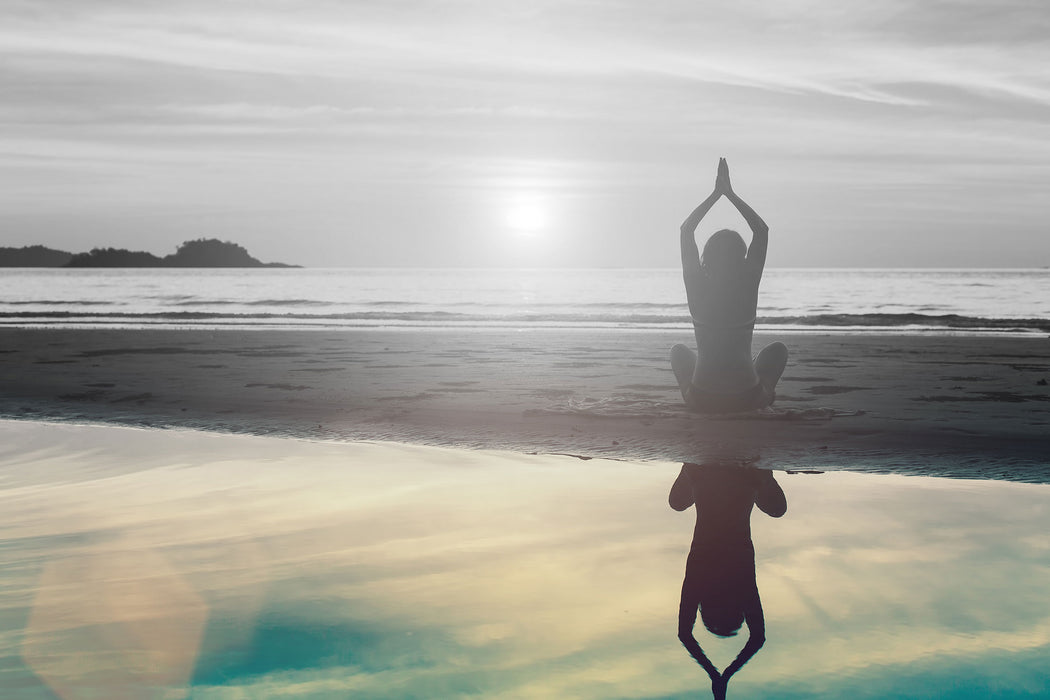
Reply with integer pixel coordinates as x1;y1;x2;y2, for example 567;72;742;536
0;240;299;268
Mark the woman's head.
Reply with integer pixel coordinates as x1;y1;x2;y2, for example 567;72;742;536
699;587;746;637
701;229;746;272
696;549;752;637
700;603;745;638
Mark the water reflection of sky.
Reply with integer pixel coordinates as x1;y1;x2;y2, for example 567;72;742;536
0;421;1047;699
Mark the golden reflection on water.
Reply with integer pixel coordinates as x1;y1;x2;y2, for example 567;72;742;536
0;421;1048;699
24;549;207;700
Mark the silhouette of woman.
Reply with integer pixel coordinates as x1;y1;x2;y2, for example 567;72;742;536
672;158;788;412
670;462;786;699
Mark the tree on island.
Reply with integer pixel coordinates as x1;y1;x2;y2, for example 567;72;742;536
0;245;73;267
65;248;165;267
164;238;262;267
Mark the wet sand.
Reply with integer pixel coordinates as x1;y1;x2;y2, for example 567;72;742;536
0;421;1047;699
1;328;1048;479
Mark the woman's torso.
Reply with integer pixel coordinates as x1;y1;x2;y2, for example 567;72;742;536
688;465;759;550
690;273;760;392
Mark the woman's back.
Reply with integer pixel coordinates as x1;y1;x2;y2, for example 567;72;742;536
690;267;761;392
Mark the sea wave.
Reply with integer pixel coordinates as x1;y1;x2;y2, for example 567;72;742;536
171;299;330;307
1;310;1047;333
3;300;121;306
767;313;1050;332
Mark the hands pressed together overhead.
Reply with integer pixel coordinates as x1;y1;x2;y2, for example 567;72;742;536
714;157;734;198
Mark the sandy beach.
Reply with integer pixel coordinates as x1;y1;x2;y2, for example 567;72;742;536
1;328;1047;480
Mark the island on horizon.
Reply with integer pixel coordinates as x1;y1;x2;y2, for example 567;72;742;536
0;239;299;268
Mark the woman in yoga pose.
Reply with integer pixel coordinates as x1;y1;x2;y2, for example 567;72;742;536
670;461;787;699
672;158;787;412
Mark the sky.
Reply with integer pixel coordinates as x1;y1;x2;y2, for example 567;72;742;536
1;0;1048;268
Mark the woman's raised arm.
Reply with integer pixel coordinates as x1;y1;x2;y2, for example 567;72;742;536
718;160;770;274
680;159;725;284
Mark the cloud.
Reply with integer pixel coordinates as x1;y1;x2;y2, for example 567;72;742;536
2;0;1048;264
872;0;1050;44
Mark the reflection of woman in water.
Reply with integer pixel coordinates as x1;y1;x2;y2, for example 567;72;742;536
672;158;788;412
670;463;786;699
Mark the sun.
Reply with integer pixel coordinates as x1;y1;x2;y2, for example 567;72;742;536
505;196;549;233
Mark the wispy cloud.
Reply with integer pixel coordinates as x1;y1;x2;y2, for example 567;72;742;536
1;0;1048;264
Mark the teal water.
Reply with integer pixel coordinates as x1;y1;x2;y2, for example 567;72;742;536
0;421;1047;699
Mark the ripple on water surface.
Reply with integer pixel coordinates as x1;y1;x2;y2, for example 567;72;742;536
0;421;1047;699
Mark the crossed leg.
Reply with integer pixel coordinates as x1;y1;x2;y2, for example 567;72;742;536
669;341;788;410
753;341;788;401
670;343;698;403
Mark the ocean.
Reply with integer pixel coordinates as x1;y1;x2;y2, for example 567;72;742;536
1;267;1047;334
